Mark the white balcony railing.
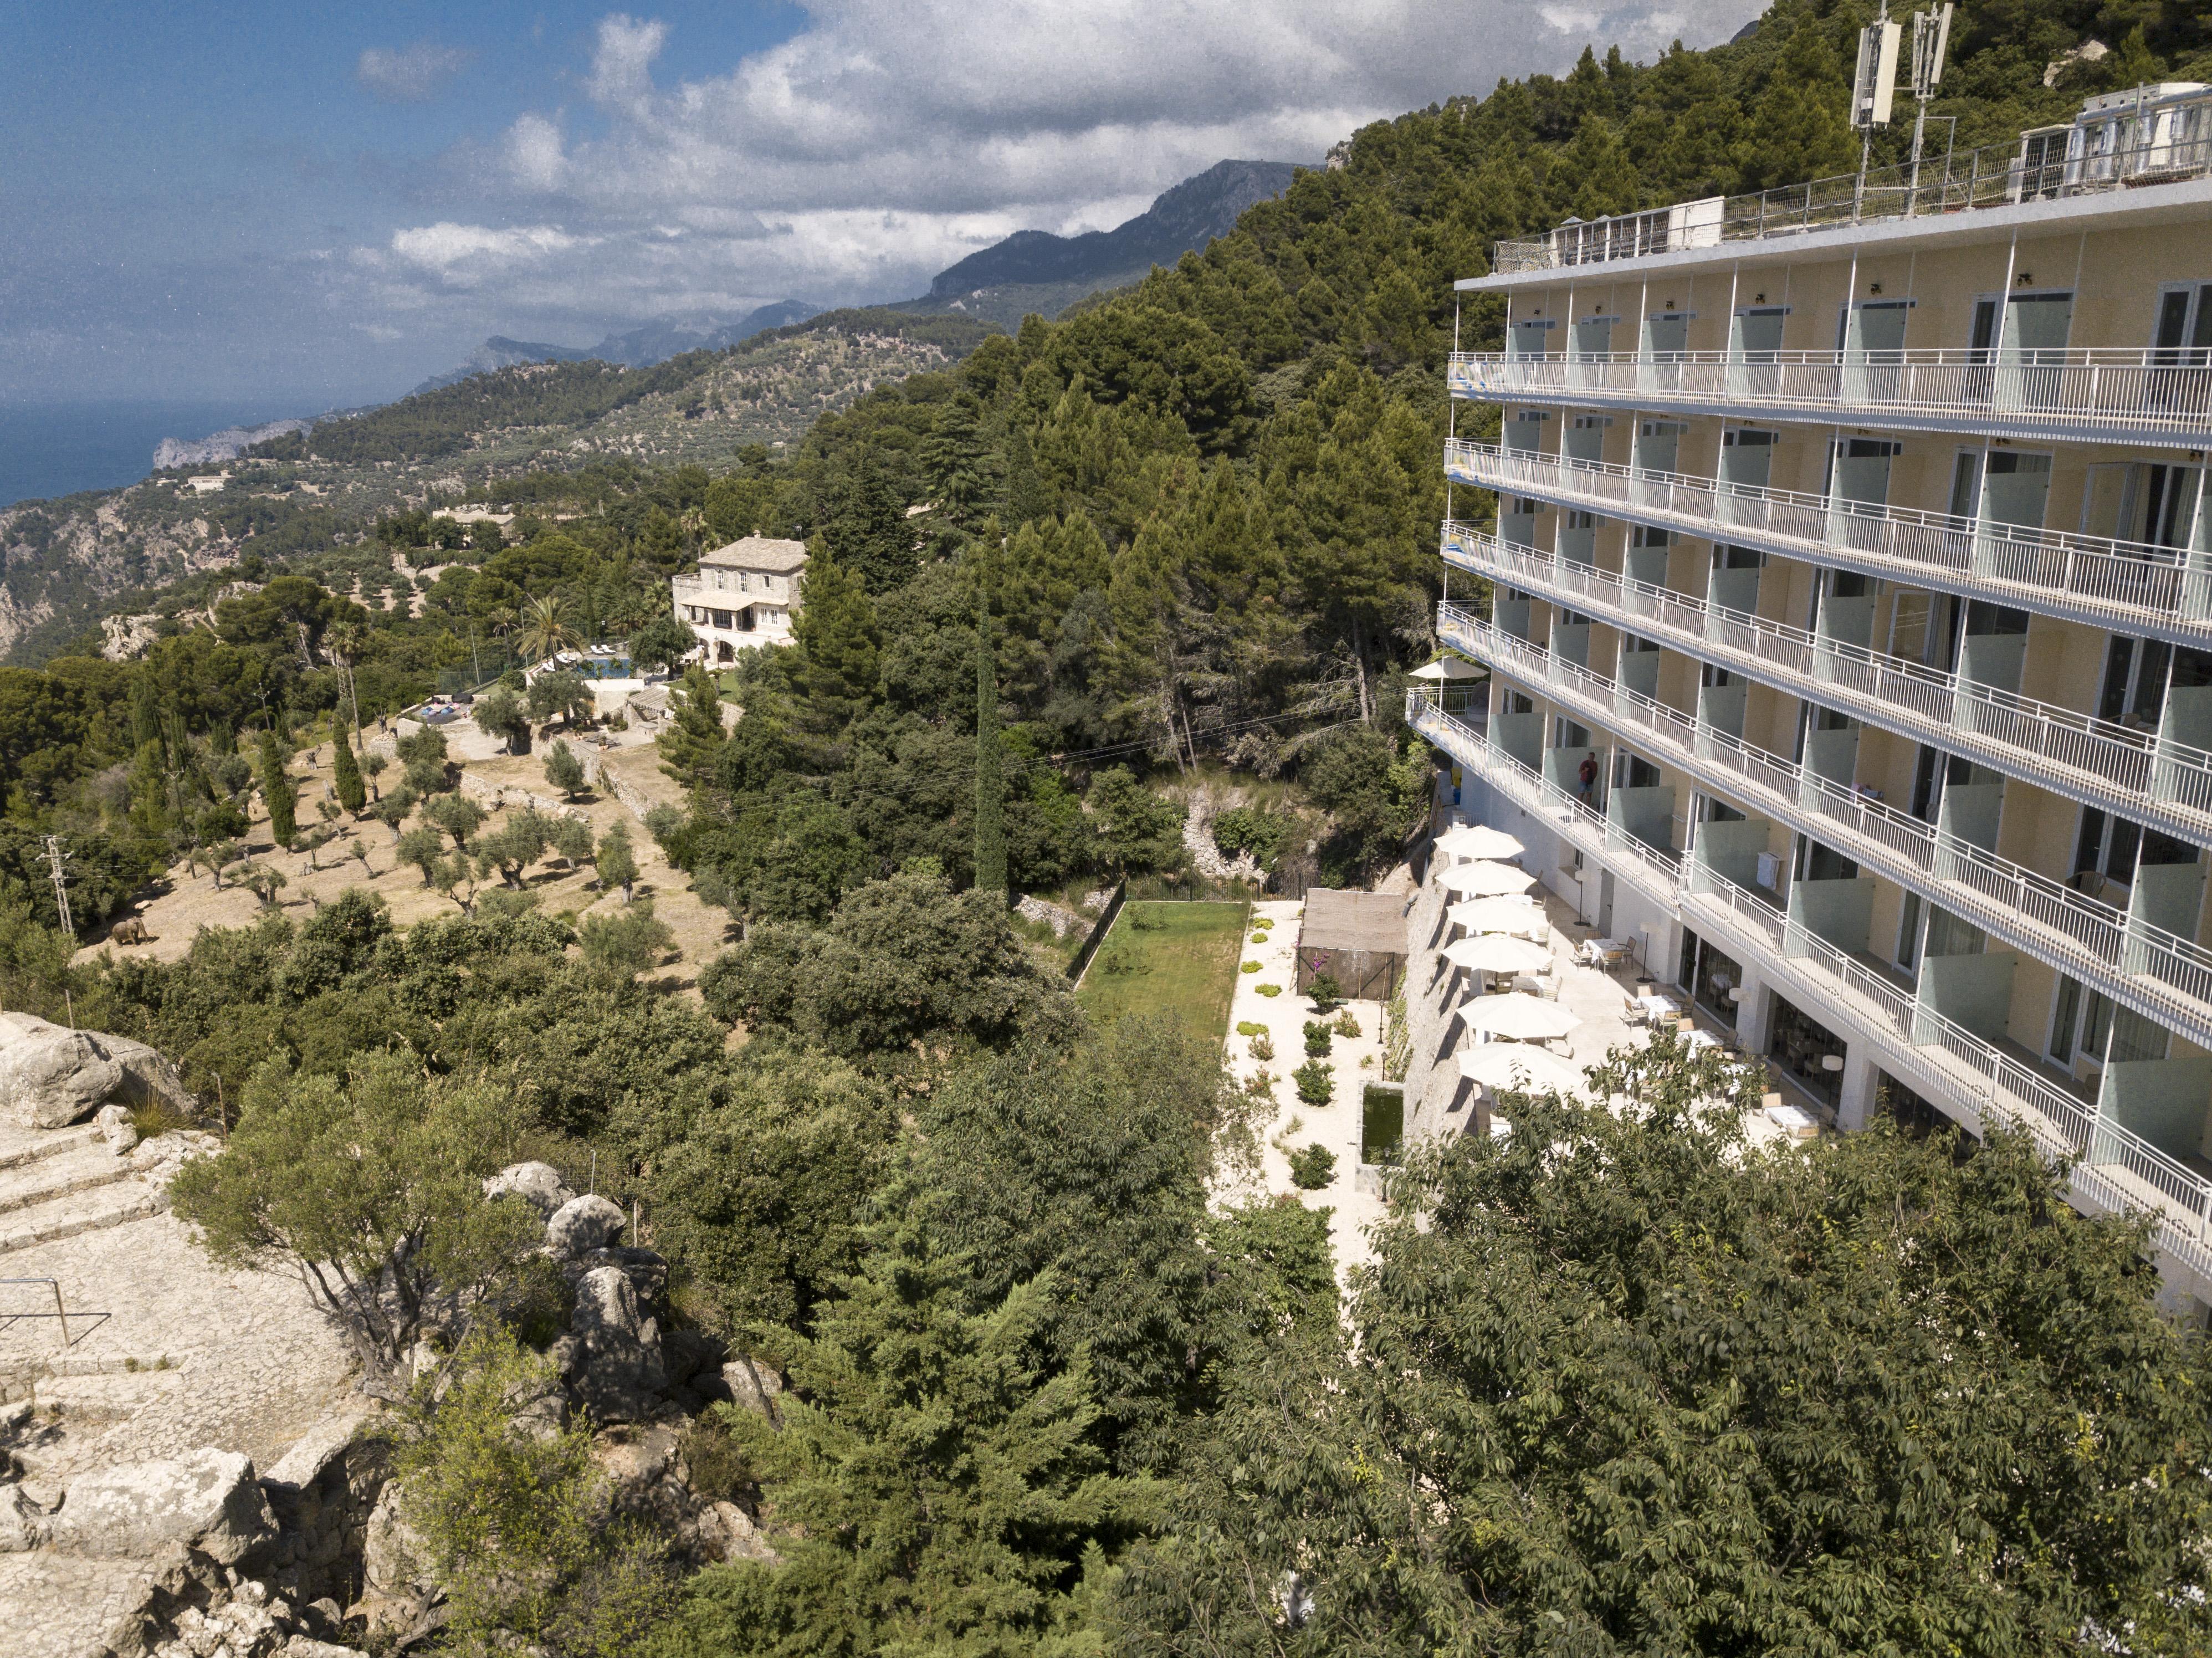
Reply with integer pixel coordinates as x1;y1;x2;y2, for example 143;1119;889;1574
1435;602;2212;1049
1411;685;2212;1279
1450;347;2212;446
1489;116;2212;274
1441;521;2212;832
1445;439;2211;643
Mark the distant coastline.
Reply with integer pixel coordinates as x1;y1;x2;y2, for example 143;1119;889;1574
0;399;296;510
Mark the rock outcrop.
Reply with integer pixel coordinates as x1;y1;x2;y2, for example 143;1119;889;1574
546;1193;627;1256
566;1265;668;1422
0;1015;196;1130
482;1161;573;1218
45;1450;276;1565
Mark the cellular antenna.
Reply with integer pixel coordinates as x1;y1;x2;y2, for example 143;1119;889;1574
1908;4;1955;204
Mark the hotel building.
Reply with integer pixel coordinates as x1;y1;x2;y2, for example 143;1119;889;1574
1409;83;2212;1308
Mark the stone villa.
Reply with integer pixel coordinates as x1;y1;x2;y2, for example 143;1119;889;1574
671;536;808;659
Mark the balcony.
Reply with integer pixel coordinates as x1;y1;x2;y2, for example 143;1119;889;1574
1449;347;2212;451
1441;521;2212;841
1434;602;2212;1052
1410;688;2212;1286
1445;439;2212;647
1488;105;2212;274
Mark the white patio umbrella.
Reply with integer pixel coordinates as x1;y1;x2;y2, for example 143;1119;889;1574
1457;1043;1588;1096
1456;992;1581;1041
1446;897;1548;937
1434;823;1525;862
1440;934;1553;976
1437;859;1537;898
1409;657;1485;680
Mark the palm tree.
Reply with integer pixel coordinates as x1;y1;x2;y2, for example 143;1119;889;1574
516;593;580;668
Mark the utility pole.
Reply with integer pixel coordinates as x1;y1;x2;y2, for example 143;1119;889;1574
43;836;75;1028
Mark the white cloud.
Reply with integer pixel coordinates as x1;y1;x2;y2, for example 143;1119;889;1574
357;40;475;103
388;223;594;275
372;0;1763;331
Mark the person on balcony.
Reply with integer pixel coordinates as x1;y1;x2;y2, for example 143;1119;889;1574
1577;750;1599;804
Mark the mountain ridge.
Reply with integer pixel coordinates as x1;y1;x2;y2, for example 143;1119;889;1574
921;159;1305;316
408;300;823;395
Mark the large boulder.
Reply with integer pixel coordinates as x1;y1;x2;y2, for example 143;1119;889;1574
545;1193;626;1257
48;1449;276;1564
0;1013;194;1129
569;1264;668;1422
483;1160;574;1218
0;1016;122;1129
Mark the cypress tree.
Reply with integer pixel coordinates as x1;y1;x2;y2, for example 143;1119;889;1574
257;729;298;848
332;727;366;813
974;598;1006;900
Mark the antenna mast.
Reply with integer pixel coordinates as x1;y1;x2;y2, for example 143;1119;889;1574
1850;3;1903;218
1908;3;1954;208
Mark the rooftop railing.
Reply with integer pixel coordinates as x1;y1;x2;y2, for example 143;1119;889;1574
1491;124;2212;274
1410;684;2212;1275
1440;521;2212;835
1449;346;2212;446
1444;438;2211;643
1434;602;2212;1047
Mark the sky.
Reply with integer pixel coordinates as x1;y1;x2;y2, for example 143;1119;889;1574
0;1;1764;414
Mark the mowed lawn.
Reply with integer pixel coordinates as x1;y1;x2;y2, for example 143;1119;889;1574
1076;901;1250;1037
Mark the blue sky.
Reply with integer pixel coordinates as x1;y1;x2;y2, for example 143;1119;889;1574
1;2;1761;413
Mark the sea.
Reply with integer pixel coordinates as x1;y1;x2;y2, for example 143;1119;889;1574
0;399;300;510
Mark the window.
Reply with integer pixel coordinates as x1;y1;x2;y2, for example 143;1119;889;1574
1969;297;1999;361
2097;636;2172;726
2049;975;2084;1065
1949;450;1982;518
1695;941;1745;1029
2051;979;2117;1070
1923;907;1985;959
2152;283;2212;367
1793;838;1858;883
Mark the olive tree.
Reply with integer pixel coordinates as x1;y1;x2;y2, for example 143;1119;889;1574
170;1055;544;1394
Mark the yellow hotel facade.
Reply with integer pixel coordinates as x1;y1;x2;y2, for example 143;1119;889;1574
1412;82;2212;1308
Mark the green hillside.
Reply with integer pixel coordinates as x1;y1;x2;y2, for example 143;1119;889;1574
4;6;2210;1653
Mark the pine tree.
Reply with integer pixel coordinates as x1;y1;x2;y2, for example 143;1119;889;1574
664;1205;1149;1656
785;547;881;734
974;596;1007;900
257;729;298;849
821;446;913;593
1735;8;1855;191
656;667;726;793
332;727;366;813
921;393;989;529
1000;423;1051;528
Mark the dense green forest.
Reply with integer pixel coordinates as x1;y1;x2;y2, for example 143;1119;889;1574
5;2;2211;1652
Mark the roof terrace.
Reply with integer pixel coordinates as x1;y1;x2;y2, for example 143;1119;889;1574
1483;81;2212;278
